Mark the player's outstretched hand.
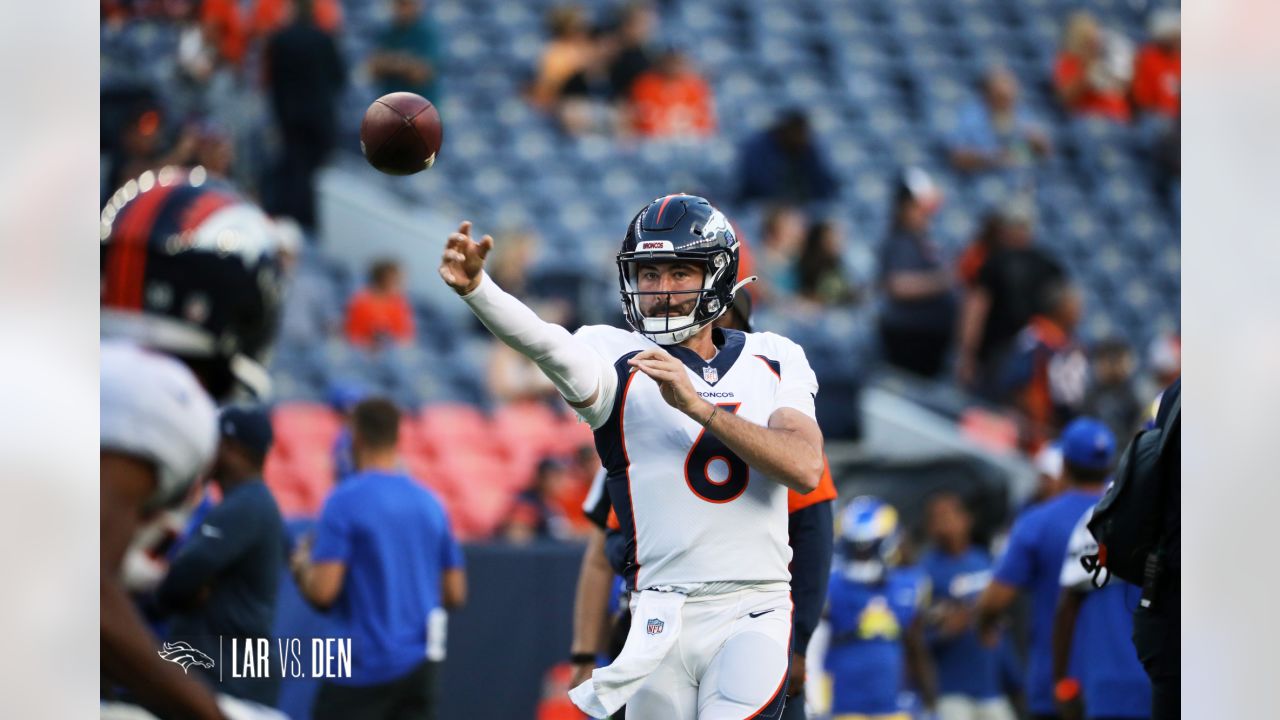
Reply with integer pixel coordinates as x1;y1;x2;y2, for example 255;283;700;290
439;220;493;295
628;349;704;418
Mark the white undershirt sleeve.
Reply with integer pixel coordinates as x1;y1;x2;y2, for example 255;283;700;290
460;272;616;428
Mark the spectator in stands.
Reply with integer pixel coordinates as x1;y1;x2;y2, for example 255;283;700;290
263;0;347;232
956;197;1066;394
752;205;807;304
948;67;1051;176
796;220;861;307
736;109;840;206
955;211;1003;290
345;259;416;349
368;0;442;104
557;27;622;136
1054;11;1131;122
1001;282;1089;450
877;167;956;378
530;5;595;111
169;0;242;119
102;103;200;203
977;417;1115;720
502;458;578;544
486;229;540;299
292;398;466;719
251;0;342;37
155;406;286;706
1132;10;1180;119
607;2;656;100
628;46;716;139
1083;338;1144;445
920;493;1017;720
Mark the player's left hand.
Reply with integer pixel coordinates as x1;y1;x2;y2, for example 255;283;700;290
786;653;805;697
628;349;704;419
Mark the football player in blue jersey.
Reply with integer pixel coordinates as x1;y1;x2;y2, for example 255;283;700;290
976;418;1117;720
825;497;937;720
919;492;1017;720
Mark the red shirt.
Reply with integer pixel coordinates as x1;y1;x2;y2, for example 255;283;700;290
1132;44;1180;117
630;71;716;137
1054;54;1130;121
345;290;414;347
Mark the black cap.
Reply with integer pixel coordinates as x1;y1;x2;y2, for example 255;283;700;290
219;405;275;461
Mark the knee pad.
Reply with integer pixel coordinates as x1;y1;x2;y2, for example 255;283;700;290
715;631;788;706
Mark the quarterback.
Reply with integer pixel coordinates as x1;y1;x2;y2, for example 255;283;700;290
439;195;824;719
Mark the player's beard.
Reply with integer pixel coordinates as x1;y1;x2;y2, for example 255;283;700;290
641;293;699;321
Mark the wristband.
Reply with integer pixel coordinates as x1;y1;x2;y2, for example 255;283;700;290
570;652;596;664
1054;677;1081;702
702;405;720;428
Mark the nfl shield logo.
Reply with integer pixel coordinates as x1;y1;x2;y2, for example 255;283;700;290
646;618;665;636
701;366;718;383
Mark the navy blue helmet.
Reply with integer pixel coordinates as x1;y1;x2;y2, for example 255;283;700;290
100;166;283;400
617;194;754;344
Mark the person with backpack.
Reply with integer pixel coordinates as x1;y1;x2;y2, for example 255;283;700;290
977;417;1116;720
1053;505;1152;720
1080;380;1180;720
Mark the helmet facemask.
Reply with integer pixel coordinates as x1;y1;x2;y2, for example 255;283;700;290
618;250;735;346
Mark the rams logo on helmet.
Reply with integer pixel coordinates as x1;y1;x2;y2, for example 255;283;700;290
157;641;215;673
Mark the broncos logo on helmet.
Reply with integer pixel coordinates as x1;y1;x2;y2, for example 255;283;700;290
157;641;215;673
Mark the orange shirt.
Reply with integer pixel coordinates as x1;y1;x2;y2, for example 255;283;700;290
1132;44;1180;117
1054;54;1130;121
201;0;248;64
251;0;343;36
344;290;415;347
630;71;716;137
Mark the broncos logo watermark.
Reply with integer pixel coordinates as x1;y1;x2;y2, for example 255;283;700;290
157;641;215;673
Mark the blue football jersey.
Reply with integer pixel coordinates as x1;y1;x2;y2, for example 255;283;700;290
824;565;929;715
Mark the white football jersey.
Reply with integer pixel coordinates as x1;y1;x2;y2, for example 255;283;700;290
101;340;219;510
573;325;819;592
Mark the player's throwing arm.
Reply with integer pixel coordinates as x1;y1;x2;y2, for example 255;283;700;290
437;221;611;415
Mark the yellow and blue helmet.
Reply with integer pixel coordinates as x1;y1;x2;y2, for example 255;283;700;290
837;496;902;582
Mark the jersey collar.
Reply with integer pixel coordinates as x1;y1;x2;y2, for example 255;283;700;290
661;328;745;386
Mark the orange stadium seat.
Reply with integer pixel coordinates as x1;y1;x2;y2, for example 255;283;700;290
417;403;499;455
271;403;342;456
492;401;562;457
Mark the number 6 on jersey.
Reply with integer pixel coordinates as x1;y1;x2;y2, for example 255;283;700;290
684;403;750;503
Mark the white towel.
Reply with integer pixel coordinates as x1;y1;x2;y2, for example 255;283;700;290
568;589;687;718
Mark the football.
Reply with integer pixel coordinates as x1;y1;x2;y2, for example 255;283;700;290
360;92;443;176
